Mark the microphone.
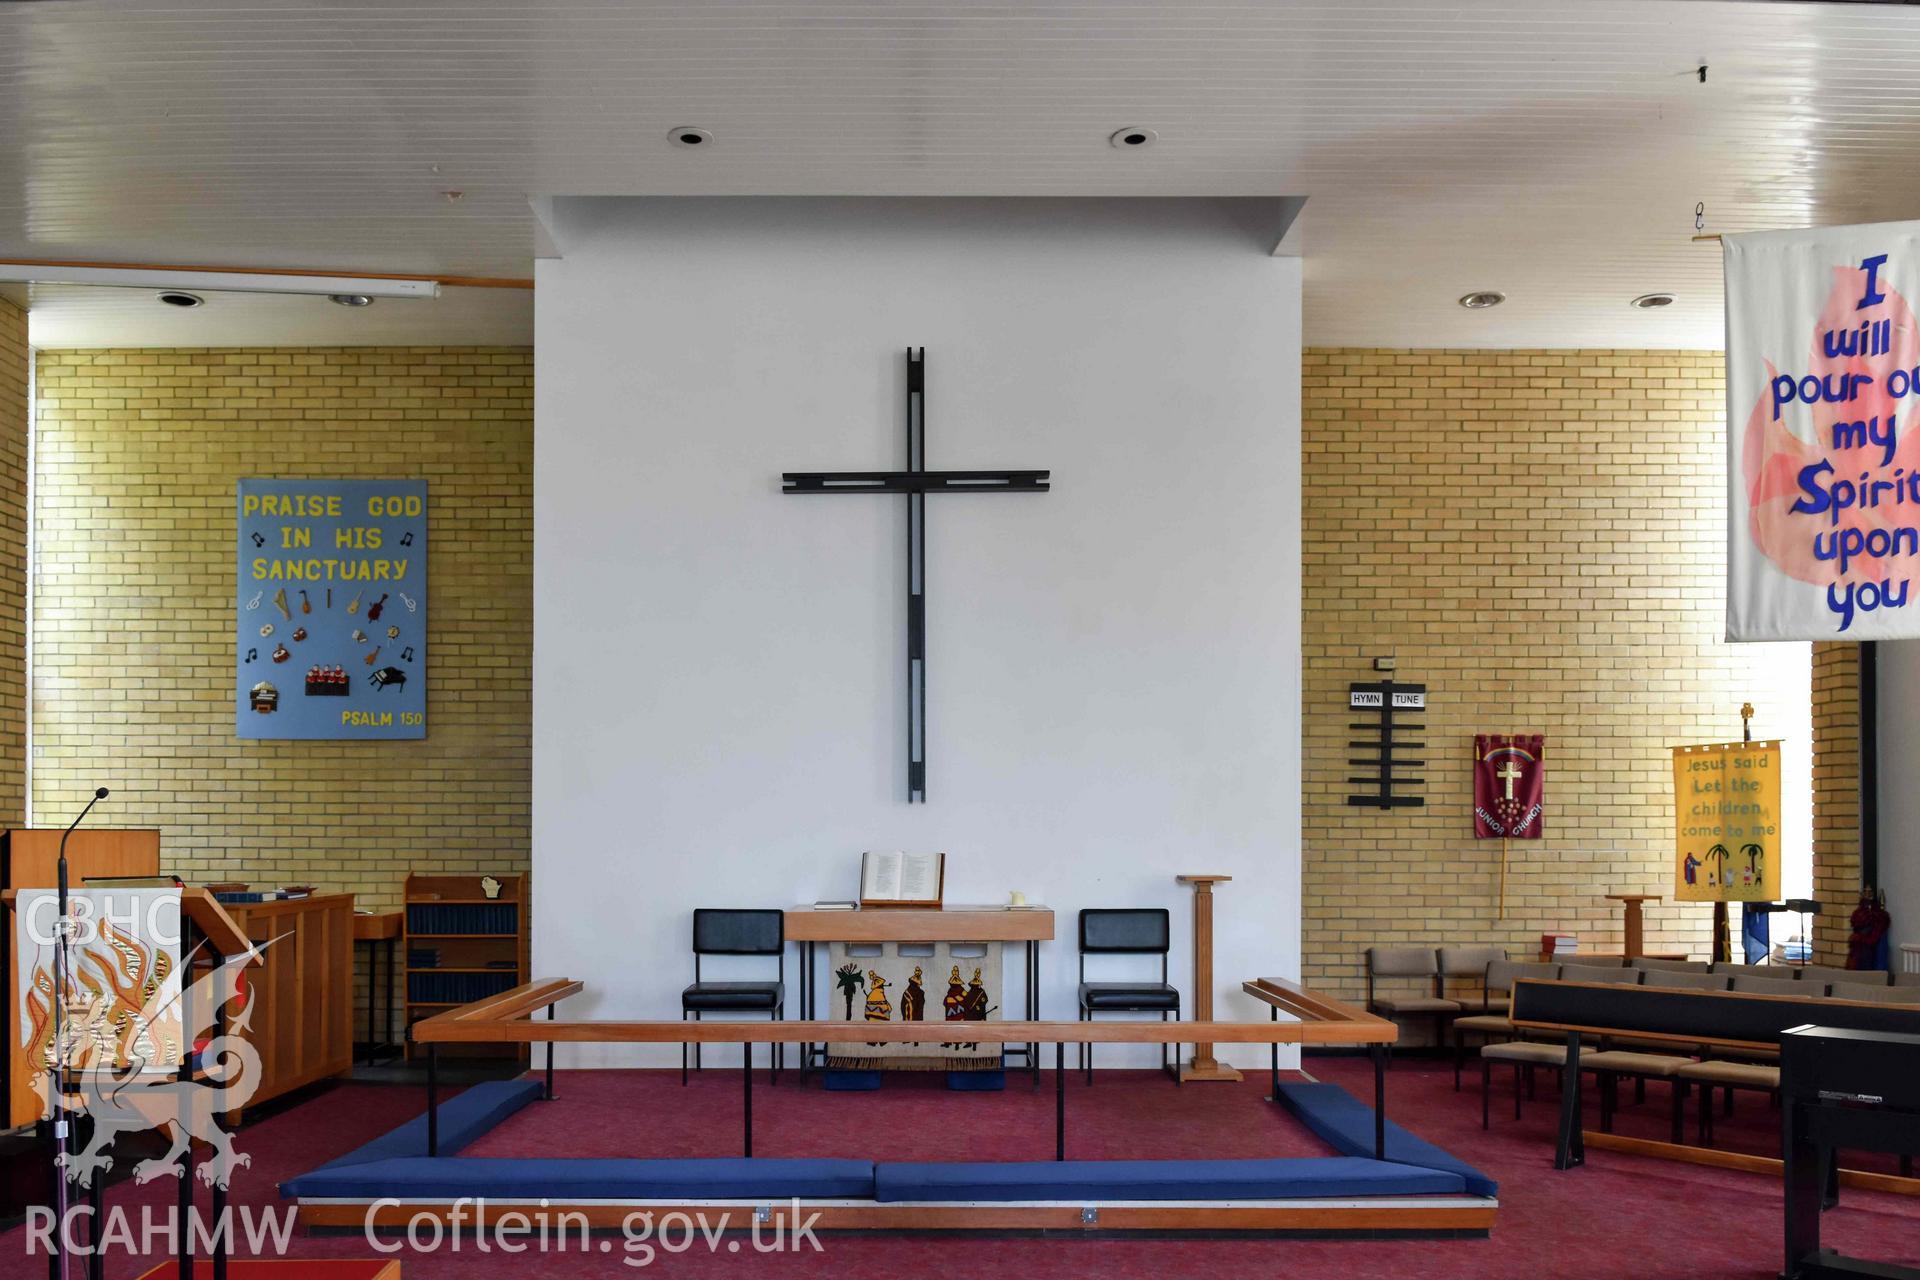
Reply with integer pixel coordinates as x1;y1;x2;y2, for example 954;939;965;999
49;785;109;1272
57;787;110;895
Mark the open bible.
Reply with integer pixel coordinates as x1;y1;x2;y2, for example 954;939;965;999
859;850;945;909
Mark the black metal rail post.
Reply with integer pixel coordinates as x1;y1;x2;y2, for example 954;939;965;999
545;1003;557;1100
1373;1043;1387;1160
1055;1043;1066;1161
1270;1007;1280;1100
426;1044;439;1156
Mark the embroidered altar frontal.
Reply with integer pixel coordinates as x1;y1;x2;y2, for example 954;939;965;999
825;941;1002;1071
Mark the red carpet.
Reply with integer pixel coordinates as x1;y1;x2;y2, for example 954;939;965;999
3;1056;1918;1279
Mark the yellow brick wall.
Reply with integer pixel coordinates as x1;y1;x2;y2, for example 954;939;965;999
1302;349;1817;1007
30;349;532;920
1811;642;1861;965
0;302;25;826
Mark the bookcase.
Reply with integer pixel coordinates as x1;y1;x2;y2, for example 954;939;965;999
402;872;530;1061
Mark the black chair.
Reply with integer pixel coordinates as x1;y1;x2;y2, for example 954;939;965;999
1076;908;1180;1084
681;908;785;1086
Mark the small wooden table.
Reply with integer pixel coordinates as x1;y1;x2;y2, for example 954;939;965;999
1605;893;1663;960
1176;875;1242;1082
354;910;404;1065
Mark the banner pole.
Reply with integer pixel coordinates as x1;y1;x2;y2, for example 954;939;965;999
1498;836;1508;919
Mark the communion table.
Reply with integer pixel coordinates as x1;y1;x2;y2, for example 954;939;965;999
786;906;1053;1073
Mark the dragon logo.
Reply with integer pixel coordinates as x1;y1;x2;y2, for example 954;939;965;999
36;936;269;1190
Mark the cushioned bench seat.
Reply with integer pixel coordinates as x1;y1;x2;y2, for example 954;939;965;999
1275;1082;1498;1197
873;1157;1465;1202
283;1156;877;1201
322;1079;543;1168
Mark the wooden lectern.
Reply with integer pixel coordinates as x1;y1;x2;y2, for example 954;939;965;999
1176;874;1242;1083
1605;893;1662;961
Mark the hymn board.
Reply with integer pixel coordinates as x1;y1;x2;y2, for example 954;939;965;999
784;349;1050;802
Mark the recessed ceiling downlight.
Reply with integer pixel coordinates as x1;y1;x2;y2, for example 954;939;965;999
156;291;204;308
1110;127;1157;149
1458;291;1506;309
1631;292;1677;309
669;127;712;149
329;293;375;308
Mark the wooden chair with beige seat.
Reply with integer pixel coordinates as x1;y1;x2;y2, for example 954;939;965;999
1790;964;1890;990
1363;946;1459;1055
1478;1036;1567;1128
1453;959;1556;1090
1439;945;1510;1011
1670;972;1814;1142
1630;957;1710;974
1477;964;1647;1126
1548;969;1697;1139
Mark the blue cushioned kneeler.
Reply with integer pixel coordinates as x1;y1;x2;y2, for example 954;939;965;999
325;1079;542;1168
1276;1082;1497;1197
946;1069;1004;1091
823;1069;882;1091
283;1157;876;1201
874;1157;1464;1202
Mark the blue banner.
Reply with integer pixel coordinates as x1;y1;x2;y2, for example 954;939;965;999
236;479;426;739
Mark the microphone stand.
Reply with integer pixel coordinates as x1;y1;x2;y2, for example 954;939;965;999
48;786;107;1280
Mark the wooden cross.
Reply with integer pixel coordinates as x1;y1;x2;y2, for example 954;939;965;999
783;348;1050;803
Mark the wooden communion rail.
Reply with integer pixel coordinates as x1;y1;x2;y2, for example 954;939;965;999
410;976;1400;1159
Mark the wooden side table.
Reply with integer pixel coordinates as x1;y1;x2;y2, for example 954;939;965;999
354;910;404;1065
1176;874;1242;1082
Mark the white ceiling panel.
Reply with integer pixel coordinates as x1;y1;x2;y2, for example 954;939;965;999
3;1;1918;348
8;283;531;348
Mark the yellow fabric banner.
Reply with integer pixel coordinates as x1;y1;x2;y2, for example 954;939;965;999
1673;741;1782;902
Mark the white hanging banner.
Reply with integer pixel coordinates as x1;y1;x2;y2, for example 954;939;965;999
1727;220;1920;640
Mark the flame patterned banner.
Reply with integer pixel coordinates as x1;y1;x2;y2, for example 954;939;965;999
12;889;184;1093
1727;220;1920;639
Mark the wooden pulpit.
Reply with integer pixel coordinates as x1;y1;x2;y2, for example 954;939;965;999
3;886;256;1126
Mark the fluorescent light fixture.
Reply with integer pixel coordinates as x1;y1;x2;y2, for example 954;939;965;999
0;263;439;300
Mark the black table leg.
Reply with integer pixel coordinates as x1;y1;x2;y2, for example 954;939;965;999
1030;941;1040;1087
1555;1031;1584;1170
359;939;372;1065
743;1041;753;1158
545;1004;557;1100
382;937;395;1059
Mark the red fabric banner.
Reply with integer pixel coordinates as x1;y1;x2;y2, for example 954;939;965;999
1474;734;1544;839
